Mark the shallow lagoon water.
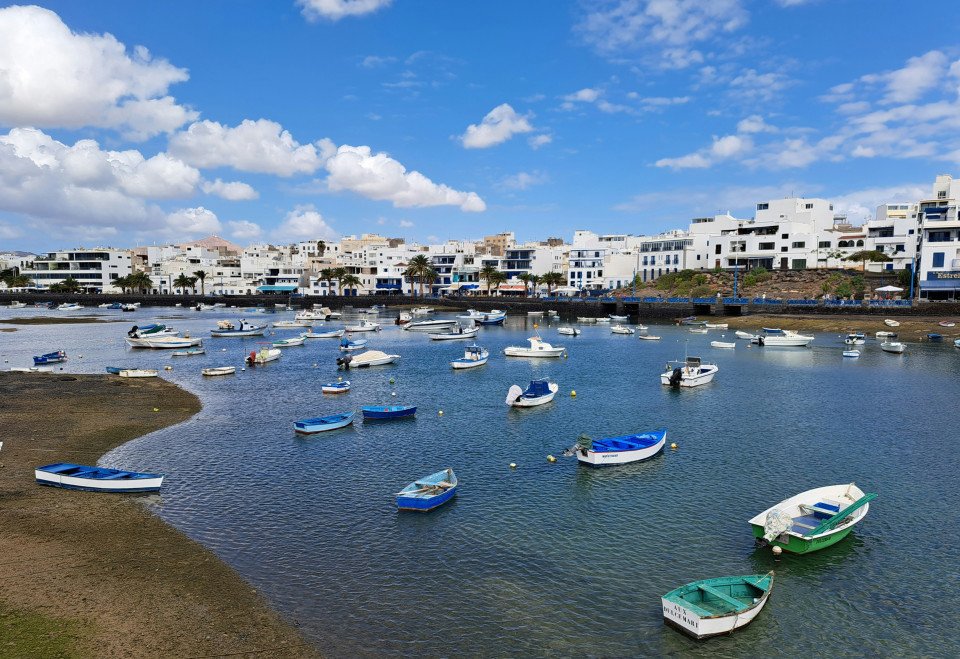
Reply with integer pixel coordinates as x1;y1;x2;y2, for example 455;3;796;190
2;306;959;656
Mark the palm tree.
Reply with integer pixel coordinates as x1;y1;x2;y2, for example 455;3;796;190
173;273;193;294
489;270;507;296
479;264;500;295
331;267;347;296
193;270;207;295
129;271;153;294
404;255;434;297
112;275;131;293
317;268;334;296
4;273;33;288
51;277;81;294
339;273;363;296
188;276;199;294
518;272;534;297
540;271;565;296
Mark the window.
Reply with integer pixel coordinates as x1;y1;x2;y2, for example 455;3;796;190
933;252;945;267
928;231;951;242
759;242;775;250
792;241;806;248
805;203;814;209
715;244;722;255
673;255;679;264
938;190;948;199
696;254;700;261
895;245;905;252
781;246;788;252
781;234;789;239
818;241;831;248
856;240;864;247
909;229;915;235
791;259;807;270
757;203;769;210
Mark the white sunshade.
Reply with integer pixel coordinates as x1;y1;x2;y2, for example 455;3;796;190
874;285;903;292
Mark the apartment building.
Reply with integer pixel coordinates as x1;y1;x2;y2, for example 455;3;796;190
20;248;133;292
917;175;960;299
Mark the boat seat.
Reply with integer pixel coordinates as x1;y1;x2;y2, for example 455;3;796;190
696;584;745;611
790;515;822;534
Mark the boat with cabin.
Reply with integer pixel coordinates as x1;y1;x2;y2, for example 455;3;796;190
396;468;457;512
569;428;667;466
404;318;458;332
294;412;355;434
611;325;635;335
273;319;314;329
9;301;26;309
661;356;718;388
748;483;876;554
504;335;565;358
557;326;580;336
57;303;81;311
35;463;164;493
661;573;775;640
475;311;507;325
751;330;814;347
506;379;558;407
362;405;417;420
128;324;178;338
451;344;488;369
345;319;381;332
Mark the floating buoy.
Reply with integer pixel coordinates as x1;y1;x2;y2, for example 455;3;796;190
337;376;343;382
78;355;83;359
221;348;227;352
570;390;576;397
164;365;173;371
533;323;538;329
152;407;159;412
389;377;395;384
772;546;783;558
509;462;517;469
670;442;678;450
240;367;246;371
547;455;556;463
438;410;444;416
391;391;397;396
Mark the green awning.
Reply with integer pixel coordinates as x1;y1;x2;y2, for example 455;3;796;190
257;285;299;292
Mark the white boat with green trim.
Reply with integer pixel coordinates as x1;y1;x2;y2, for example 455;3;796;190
748;482;876;554
662;572;774;640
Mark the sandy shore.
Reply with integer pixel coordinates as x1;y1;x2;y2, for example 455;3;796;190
717;313;959;342
0;373;319;658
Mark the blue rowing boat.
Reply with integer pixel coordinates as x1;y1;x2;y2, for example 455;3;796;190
570;428;667;466
927;332;943;341
33;350;67;365
396;468;457;511
362;405;417;420
105;366;123;374
35;463;164;492
293;412;355;434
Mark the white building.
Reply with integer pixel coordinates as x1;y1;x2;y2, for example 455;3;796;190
20;248;133;292
863;203;918;273
917;174;960;300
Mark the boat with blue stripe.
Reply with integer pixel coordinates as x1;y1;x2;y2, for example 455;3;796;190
570;429;667;466
33;350;67;365
362;405;417;420
35;463;164;493
396;468;457;512
293;412;355;434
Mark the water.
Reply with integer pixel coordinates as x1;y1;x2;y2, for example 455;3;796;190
3;306;959;656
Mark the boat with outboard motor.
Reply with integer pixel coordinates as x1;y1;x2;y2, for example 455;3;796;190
246;347;281;364
337;350;400;368
661;356;718;388
611;325;635;335
751;330;814;347
506;379;559;407
209;319;267;337
568;428;667;466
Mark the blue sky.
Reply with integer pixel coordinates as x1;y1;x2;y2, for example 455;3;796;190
1;0;959;251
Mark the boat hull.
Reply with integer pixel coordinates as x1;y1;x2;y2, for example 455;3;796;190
210;328;266;337
662;588;771;639
294;415;354;434
362;406;417;420
510;392;556;407
35;466;163;493
202;367;236;376
577;435;665;466
397;485;457;511
451;357;488;369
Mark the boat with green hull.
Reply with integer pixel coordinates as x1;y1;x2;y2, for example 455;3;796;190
748;483;877;554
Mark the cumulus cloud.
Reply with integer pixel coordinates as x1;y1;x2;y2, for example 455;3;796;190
325;144;486;211
460;104;535;149
0;5;195;139
861;50;948;104
528;134;553;149
163;207;221;238
297;0;392;21
656;133;752;169
736;115;777;133
273;205;337;241
564;88;601;103
499;171;549;191
399;219;414;228
169;119;328;176
202;178;259;200
227;220;263;241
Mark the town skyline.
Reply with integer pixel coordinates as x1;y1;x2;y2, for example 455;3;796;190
2;2;959;252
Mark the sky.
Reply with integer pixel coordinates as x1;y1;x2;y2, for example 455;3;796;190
2;0;960;252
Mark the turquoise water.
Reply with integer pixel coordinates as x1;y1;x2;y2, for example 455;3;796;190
2;306;959;656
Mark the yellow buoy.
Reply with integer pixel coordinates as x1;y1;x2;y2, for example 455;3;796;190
509;463;517;469
570;390;576;397
670;442;678;450
164;365;173;371
152;407;159;412
438;410;444;416
533;323;538;329
547;455;556;462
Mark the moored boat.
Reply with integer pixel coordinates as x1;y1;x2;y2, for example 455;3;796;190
246;347;282;365
735;330;756;340
748;483;876;554
339;337;368;351
404;318;457;332
321;380;351;393
118;369;159;378
429;325;479;340
396;468;457;512
451;344;488;369
927;332;943;342
570;428;666;466
362;405;417;420
638;334;661;340
504;336;565;358
9;301;27;309
475;312;506;326
689;327;708;334
33;350;67;365
35;463;164;493
345;319;381;332
875;331;897;338
843;349;861;358
704;323;728;329
126;336;202;349
293;412;355;434
128;323;179;338
506;379;558;407
171;348;205;357
710;341;736;349
611;324;635;335
273;335;306;348
881;341;906;353
306;328;345;339
609;314;628;322
557;326;580;336
844;333;866;345
209;320;267;337
751;330;814;347
57;302;81;311
337;350;400;368
662;573;775;640
273;319;314;329
202;366;236;376
661;356;718;388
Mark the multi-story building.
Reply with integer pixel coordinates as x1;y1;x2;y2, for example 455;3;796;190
917;175;960;300
862;203;918;273
481;232;515;257
20;248;133;292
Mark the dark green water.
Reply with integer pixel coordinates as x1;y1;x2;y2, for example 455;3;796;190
3;307;958;656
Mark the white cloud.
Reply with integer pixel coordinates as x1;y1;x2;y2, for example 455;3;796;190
729;69;793;103
499;171;550;191
861;50;948;104
273;205;337;241
736;115;776;133
297;0;392;21
163;207;221;238
614;182;811;214
360;54;397;68
636;95;691;108
576;0;748;67
528;134;553;149
460;104;535;149
324;144;486;211
830;183;928;223
774;0;815;6
399;219;414;228
564;88;601;103
0;5;195;139
202;178;259;200
168;119;327;176
227;220;263;241
656;133;752;169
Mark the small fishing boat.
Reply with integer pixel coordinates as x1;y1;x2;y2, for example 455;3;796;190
844;333;866;345
35;463;164;492
662;573;775;640
202;366;236;376
321;380;351;394
9;301;27;309
881;341;906;354
305;329;345;339
609;314;629;322
451;344;489;369
126;336;202;349
171;348;206;357
527;310;545;317
128;324;179;338
689;327;708;334
194;303;216;311
611;325;635;335
99;302;121;309
456;309;487;320
875;331;897;338
273;335;306;348
404;318;458;332
569;428;666;466
506;379;558;407
118;369;159;378
661;356;718;388
293;412;355;434
927;332;943;342
395;312;412;325
57;303;81;311
884;319;900;327
345;319;381;332
704;323;729;329
33;350;67;365
475;312;506;326
735;330;756;340
295;310;326;321
595;317;611;323
209;320;268;337
396;468;457;512
336;350;400;368
120;303;138;312
679;317;707;326
105;366;123;374
362;405;417;420
557;326;581;336
9;366;54;373
339;337;368;351
246;347;282;365
843;349;861;358
504;336;565;358
751;330;814;347
411;306;434;315
939;320;955;327
710;341;736;349
313;306;341;320
636;324;648;331
748;483;876;554
429;325;479;340
638;334;661;340
273;319;314;329
761;327;784;334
